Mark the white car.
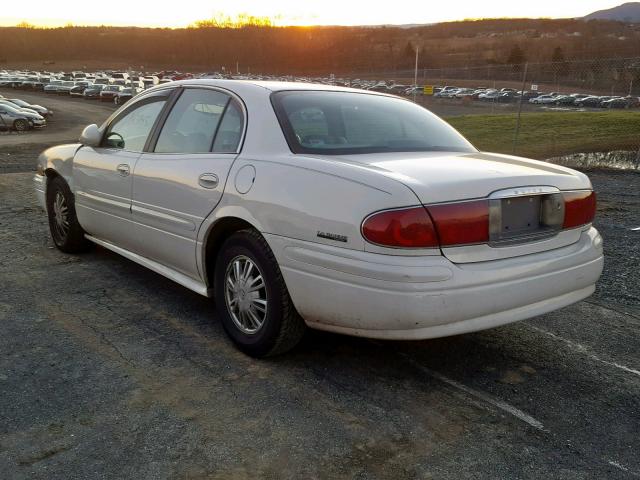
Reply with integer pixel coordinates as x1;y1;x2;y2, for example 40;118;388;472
34;80;603;356
530;94;558;105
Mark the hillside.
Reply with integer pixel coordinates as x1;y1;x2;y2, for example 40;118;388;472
584;2;640;22
1;18;640;76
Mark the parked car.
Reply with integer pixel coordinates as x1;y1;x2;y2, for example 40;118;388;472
0;99;41;116
497;91;520;103
44;80;64;94
601;96;640;109
99;85;123;102
478;90;501;101
113;87;142;105
83;84;105;99
434;86;459;98
69;82;93;97
35;80;603;357
0;103;45;131
6;98;52;117
56;81;78;95
529;94;557;105
575;96;604;108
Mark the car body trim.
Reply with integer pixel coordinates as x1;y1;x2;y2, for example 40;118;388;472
76;190;131;213
85;234;211;297
131;202;197;231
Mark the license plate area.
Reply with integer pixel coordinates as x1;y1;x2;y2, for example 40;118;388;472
489;192;564;246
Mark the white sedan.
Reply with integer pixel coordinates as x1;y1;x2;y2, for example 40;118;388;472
34;80;603;356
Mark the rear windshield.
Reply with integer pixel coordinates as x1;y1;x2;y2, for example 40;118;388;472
271;90;476;155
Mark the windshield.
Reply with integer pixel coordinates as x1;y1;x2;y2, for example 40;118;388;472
271;91;476;155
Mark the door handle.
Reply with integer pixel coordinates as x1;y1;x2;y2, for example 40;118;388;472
116;164;130;176
198;173;219;189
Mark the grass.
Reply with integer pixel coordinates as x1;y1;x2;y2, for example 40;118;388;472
445;111;640;159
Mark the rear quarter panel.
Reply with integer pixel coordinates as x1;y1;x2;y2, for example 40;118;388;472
206;154;420;252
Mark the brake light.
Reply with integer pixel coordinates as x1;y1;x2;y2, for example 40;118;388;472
361;207;439;248
362;191;594;250
562;191;596;229
427;200;489;246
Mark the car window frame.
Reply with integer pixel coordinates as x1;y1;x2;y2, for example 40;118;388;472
99;87;177;153
144;85;247;156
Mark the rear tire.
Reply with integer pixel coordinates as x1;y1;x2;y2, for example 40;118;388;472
46;176;92;253
214;229;305;357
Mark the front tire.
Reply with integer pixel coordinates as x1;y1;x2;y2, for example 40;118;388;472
46;176;92;253
214;229;305;357
14;119;28;132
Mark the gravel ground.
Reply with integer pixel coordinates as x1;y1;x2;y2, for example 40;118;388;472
0;89;638;479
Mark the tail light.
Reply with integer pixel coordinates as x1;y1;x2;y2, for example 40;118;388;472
427;200;489;246
562;191;596;229
361;207;439;248
362;190;595;249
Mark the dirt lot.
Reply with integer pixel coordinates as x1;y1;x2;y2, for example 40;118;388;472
0;88;639;479
0;90;116;173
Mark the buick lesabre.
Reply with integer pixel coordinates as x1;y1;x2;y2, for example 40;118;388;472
34;80;604;356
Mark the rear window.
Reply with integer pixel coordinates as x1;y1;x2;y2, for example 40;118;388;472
271;91;476;155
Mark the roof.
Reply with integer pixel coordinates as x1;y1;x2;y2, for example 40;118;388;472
171;78;385;95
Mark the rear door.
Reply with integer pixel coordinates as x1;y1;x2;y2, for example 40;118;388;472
130;86;245;279
73;89;172;252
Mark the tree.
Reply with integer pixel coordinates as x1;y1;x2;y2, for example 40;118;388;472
506;45;526;65
551;46;568;77
404;41;417;68
404;41;415;58
551;46;565;63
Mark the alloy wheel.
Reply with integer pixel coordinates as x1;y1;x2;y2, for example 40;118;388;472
224;255;268;334
51;191;70;242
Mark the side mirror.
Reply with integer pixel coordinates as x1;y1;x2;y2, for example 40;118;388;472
79;124;101;147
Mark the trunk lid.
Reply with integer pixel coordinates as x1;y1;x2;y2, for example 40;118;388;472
336;151;590;204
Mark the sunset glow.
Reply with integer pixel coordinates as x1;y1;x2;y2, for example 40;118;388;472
0;0;627;28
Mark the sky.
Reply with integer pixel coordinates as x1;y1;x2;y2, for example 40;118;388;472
0;0;627;28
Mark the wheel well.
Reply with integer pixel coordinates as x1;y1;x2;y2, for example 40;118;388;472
204;217;256;288
45;168;60;179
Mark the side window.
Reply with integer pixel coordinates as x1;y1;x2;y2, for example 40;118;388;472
104;97;167;151
154;89;230;154
212;100;244;153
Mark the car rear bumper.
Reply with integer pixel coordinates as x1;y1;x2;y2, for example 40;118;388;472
265;227;603;340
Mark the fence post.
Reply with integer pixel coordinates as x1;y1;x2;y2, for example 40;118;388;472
512;62;529;155
413;47;419;103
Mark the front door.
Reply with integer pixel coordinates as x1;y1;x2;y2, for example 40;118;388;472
73;89;171;251
130;87;245;279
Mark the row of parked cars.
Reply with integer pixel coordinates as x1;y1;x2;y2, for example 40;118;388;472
426;85;640;109
0;93;51;132
3;68;638;112
0;69;179;105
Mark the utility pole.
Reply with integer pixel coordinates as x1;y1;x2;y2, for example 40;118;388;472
512;62;529;155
